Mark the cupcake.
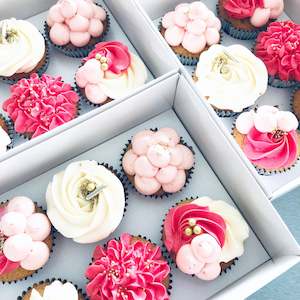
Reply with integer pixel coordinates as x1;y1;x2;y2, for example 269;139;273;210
46;160;126;244
2;73;79;139
0;18;49;84
0;114;13;154
160;2;222;65
19;278;86;300
121;128;195;197
194;44;268;117
86;233;171;300
45;0;109;58
233;106;300;174
254;21;300;88
163;196;249;280
75;41;148;106
0;196;53;283
292;89;300;121
218;0;284;39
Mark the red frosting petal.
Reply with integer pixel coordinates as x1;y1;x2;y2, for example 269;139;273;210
0;254;20;275
223;0;263;19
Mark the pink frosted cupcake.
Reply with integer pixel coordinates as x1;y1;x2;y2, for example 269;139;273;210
0;197;53;283
45;0;109;57
160;2;222;65
121;128;195;197
233;105;300;174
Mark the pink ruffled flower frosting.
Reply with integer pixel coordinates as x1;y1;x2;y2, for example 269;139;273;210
0;197;51;275
223;0;283;27
2;73;79;138
162;2;221;54
47;0;107;47
236;106;299;169
85;233;170;300
122;128;195;196
255;21;300;81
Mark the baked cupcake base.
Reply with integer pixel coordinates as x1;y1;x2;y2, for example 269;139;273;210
292;88;300;122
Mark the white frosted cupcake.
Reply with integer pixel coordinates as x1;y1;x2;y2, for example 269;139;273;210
46;161;126;244
194;44;268;117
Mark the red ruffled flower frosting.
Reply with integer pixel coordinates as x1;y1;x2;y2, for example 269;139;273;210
84;41;131;75
2;73;79;138
243;127;298;169
86;233;170;300
255;21;300;81
224;0;264;19
163;203;226;255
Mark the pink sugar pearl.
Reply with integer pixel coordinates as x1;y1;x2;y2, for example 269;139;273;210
162;169;186;193
88;18;104;37
20;241;50;271
68;14;89;32
3;234;33;262
134;175;161;195
134;156;158;177
26;213;51;241
70;31;90;47
147;144;171;168
60;0;78;19
122;150;138;176
93;4;106;21
7;196;35;217
0;212;27;237
49;4;64;23
77;0;94;19
132;130;155;155
155;166;177;184
50;23;70;46
195;262;221;280
177;145;194;169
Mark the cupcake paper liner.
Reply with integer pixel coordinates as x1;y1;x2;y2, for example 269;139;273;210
120;129;195;199
44;4;110;58
291;87;300;123
0;35;50;85
0;113;14;151
160;197;238;276
0;201;56;284
158;20;224;66
17;278;87;300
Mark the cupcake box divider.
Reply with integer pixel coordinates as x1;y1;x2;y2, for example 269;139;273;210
133;0;300;201
1;73;299;299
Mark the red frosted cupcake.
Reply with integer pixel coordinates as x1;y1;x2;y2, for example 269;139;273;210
2;73;79;139
85;233;171;300
254;20;300;88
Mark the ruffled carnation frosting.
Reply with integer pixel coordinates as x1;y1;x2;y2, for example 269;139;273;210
223;0;283;27
122;128;195;196
75;41;147;104
86;233;170;300
2;73;79;138
236;105;299;169
0;197;51;275
162;2;221;54
47;0;107;47
255;21;300;81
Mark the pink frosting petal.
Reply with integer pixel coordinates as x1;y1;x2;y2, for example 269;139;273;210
195;262;221;280
7;196;35;217
75;66;88;88
186;20;206;35
276;111;298;132
147;145;171;168
134;175;161;195
269;1;284;18
60;0;78;19
122;149;138;176
46;15;55;27
169;146;183;166
82;59;103;84
85;83;108;104
175;3;189;14
70;31;90;47
133;156;158;177
205;28;220;46
132;130;155;155
25;213;51;241
77;0;94;19
173;11;189;27
254;111;277;133
48;4;64;23
0;212;27;237
162;169;186;193
236;111;255;135
158;128;180;146
162;11;175;29
164;26;185;47
88;18;104;37
155;166;178;184
92;4;106;21
250;8;271;27
182;32;206;54
177;145;194;170
68;14;89;32
50;23;70;46
188;2;209;20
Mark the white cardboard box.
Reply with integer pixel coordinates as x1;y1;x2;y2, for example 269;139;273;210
133;0;300;201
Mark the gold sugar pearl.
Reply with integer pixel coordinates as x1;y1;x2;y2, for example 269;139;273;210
86;182;96;192
101;63;109;71
184;227;193;236
95;53;102;60
188;218;196;227
100;56;108;63
193;225;202;235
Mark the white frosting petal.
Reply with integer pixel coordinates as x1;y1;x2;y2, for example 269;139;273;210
0;19;45;77
46;160;125;244
192;196;249;263
195;44;268;112
0;126;11;155
276;111;299;132
235;111;255;135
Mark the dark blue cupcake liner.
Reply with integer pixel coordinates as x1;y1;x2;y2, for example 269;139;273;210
44;4;110;58
0;113;14;151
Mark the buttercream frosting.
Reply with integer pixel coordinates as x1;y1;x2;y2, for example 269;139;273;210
162;2;221;54
76;41;147;104
236;106;299;169
0;125;11;155
30;280;78;300
47;0;106;47
195;44;268;112
0;19;45;77
86;233;170;300
122;128;195;195
255;21;300;81
223;0;284;27
2;73;79;138
0;197;51;275
46;160;125;243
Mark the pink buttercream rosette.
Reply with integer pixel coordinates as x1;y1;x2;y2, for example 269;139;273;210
234;105;300;174
0;197;52;282
45;0;109;57
161;2;221;65
122;128;195;197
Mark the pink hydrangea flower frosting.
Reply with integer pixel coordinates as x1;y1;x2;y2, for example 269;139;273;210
255;21;300;81
0;196;51;275
223;0;283;27
236;105;299;169
47;0;107;47
2;73;79;138
162;2;221;54
85;233;170;300
122;128;195;196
